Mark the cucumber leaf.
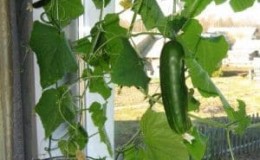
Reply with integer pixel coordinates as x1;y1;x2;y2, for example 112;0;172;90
44;0;84;27
100;14;150;91
110;38;150;91
89;67;112;100
140;109;189;160
30;21;78;88
196;36;228;75
35;86;76;138
132;0;166;30
184;128;207;160
181;0;212;18
92;0;111;9
89;102;112;156
214;0;227;5
178;19;228;75
229;0;255;12
72;36;92;61
226;100;251;135
58;124;88;156
178;19;203;54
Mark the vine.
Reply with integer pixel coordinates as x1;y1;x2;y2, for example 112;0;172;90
29;0;259;159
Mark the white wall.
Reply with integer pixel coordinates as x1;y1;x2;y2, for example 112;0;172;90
81;1;115;159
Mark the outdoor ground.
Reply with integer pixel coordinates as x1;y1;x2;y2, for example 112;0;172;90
114;66;260;159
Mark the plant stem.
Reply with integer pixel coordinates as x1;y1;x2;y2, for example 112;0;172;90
128;0;143;35
226;130;235;160
99;0;104;21
58;96;77;130
128;12;138;35
47;136;52;158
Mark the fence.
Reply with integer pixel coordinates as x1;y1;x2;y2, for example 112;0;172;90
195;113;260;160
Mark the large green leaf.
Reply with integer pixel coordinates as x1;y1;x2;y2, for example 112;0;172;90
178;19;228;75
30;21;78;88
140;109;189;160
35;87;76;138
132;0;166;30
181;0;212;18
44;0;84;27
110;39;150;91
196;36;228;75
89;102;112;156
123;145;145;160
229;0;255;12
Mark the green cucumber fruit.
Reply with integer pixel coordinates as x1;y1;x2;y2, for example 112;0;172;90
160;40;191;134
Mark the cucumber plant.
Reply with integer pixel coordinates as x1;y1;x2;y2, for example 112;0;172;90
29;0;257;159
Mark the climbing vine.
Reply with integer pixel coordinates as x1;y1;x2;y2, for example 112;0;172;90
29;0;257;159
